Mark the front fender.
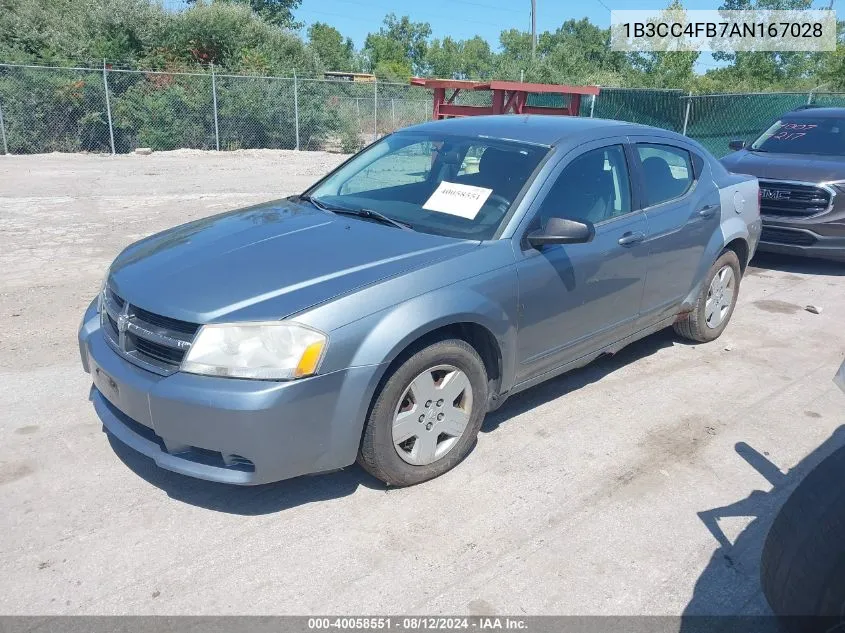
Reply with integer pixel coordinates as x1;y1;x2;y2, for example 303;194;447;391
360;288;514;364
299;271;518;455
327;268;520;397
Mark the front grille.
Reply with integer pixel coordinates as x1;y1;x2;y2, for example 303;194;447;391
101;285;198;374
759;180;834;218
134;306;199;336
132;335;186;365
761;227;817;246
106;286;125;309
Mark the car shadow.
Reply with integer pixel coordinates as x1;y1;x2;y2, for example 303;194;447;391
481;327;685;433
108;434;386;515
749;252;845;276
679;425;845;631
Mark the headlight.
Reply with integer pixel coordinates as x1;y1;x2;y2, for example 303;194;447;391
180;321;327;380
824;180;845;194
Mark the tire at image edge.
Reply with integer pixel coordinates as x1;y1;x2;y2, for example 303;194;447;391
760;445;845;625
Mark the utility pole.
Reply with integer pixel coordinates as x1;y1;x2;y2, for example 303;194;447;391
531;0;537;59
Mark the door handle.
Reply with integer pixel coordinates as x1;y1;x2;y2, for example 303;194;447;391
697;204;718;218
618;231;645;246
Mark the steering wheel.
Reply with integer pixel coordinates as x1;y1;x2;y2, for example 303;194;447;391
482;193;511;217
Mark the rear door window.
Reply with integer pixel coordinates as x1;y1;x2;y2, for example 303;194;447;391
636;144;694;207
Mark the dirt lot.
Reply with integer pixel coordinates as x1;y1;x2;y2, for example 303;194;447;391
1;150;844;615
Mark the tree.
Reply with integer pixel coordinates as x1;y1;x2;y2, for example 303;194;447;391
159;2;318;72
245;0;302;28
627;1;699;88
0;0;168;65
498;29;534;68
363;14;431;75
426;37;462;78
461;37;494;79
708;0;816;89
495;22;633;85
185;0;302;30
308;22;355;71
818;20;845;90
373;60;413;81
425;36;493;79
545;19;630;75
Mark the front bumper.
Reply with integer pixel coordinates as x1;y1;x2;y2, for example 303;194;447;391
78;300;383;485
758;216;845;262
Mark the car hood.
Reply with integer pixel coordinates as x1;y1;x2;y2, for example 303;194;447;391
108;200;478;323
721;150;845;182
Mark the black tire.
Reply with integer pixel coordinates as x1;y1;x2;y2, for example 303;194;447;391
674;249;742;343
761;445;845;628
358;339;488;487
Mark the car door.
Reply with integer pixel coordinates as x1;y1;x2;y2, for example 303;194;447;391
514;141;650;385
629;137;721;326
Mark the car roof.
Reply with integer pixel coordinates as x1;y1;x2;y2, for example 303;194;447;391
784;107;845;119
400;114;672;147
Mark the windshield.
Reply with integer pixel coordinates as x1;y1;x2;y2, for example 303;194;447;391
306;132;549;240
750;117;845;156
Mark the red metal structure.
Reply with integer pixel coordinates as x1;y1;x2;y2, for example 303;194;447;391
409;78;600;120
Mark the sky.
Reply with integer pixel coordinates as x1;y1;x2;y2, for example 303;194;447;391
292;0;836;74
291;0;726;73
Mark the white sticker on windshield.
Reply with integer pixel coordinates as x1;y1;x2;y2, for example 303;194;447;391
422;181;493;219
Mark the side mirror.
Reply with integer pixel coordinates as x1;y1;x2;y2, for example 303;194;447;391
528;217;595;248
728;139;746;151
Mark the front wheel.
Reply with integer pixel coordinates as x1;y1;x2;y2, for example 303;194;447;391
674;249;742;343
358;339;488;486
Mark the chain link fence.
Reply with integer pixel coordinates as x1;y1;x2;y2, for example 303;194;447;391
1;62;844;158
0;64;434;155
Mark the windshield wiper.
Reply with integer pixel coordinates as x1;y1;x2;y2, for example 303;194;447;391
297;194;412;231
296;193;334;211
330;207;413;231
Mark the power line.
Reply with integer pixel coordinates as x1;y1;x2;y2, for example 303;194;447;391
298;8;381;24
297;4;508;29
449;0;523;14
320;0;523;15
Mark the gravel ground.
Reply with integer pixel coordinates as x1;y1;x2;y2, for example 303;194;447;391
1;150;844;616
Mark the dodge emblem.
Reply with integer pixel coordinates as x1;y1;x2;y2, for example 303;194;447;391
117;304;130;350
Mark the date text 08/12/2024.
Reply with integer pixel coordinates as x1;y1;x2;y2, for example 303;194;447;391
307;617;528;630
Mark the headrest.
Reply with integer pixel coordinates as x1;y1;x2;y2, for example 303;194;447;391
642;156;674;181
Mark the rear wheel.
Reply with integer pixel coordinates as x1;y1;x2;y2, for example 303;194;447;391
674;249;741;343
358;339;488;486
